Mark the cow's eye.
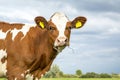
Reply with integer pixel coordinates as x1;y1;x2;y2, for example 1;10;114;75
66;26;72;30
49;26;55;31
69;26;72;29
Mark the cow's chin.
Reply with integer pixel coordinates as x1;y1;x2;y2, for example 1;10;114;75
53;44;67;53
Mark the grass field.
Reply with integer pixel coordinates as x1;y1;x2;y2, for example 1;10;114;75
0;78;120;80
41;78;120;80
1;78;120;80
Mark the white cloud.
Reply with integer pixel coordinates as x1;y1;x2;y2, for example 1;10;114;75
0;10;37;22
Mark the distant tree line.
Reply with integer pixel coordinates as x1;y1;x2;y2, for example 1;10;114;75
43;64;120;78
80;72;112;78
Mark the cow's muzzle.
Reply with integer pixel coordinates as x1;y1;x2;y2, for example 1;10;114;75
55;37;68;46
54;37;69;52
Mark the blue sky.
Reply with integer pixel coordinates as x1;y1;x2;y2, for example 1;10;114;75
0;0;120;74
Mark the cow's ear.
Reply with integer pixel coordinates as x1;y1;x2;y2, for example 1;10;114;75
34;16;48;29
71;16;87;29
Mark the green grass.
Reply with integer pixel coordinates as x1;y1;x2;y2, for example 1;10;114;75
0;78;6;80
0;78;120;80
41;78;120;80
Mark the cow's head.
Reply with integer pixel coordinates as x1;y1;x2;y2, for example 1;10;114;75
35;12;87;52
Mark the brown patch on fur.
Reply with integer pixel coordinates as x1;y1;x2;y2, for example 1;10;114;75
0;40;6;50
64;22;72;45
0;22;24;32
14;32;24;41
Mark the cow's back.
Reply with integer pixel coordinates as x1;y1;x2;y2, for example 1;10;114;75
0;22;35;77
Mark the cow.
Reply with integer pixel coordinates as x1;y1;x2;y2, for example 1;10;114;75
0;12;87;80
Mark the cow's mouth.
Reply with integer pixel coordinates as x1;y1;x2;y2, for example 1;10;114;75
53;43;69;53
53;46;65;53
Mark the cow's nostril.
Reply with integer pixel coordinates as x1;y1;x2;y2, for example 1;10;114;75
65;38;68;42
57;39;60;42
57;37;68;43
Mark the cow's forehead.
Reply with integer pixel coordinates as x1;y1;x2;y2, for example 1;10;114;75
51;12;69;26
50;12;69;37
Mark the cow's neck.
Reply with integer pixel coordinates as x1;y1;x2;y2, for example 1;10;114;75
27;27;58;74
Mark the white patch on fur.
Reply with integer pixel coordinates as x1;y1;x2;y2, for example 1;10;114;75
0;50;7;76
21;73;24;77
51;12;69;46
14;77;17;80
0;49;7;59
41;74;43;77
35;78;39;80
11;24;35;40
0;24;35;40
0;61;7;76
26;74;33;80
51;12;68;37
25;69;30;74
45;71;48;74
0;30;11;39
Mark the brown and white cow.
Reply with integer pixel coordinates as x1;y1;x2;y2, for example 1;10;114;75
0;12;86;80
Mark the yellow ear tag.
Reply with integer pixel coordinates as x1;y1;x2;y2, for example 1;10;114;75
75;21;82;28
39;22;45;29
